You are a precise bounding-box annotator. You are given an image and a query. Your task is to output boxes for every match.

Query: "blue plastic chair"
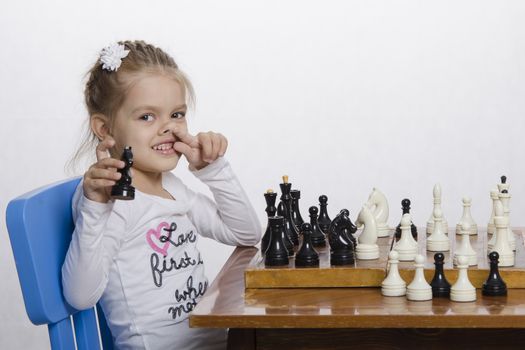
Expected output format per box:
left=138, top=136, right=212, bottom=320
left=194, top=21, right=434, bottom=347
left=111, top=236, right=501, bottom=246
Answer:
left=6, top=178, right=113, bottom=350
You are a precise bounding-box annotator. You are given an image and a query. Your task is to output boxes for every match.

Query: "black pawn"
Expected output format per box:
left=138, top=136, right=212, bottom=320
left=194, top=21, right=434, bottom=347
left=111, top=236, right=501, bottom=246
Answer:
left=261, top=190, right=277, bottom=254
left=308, top=206, right=326, bottom=247
left=395, top=199, right=417, bottom=240
left=482, top=252, right=507, bottom=296
left=111, top=146, right=135, bottom=200
left=430, top=253, right=451, bottom=298
left=295, top=223, right=320, bottom=267
left=264, top=216, right=290, bottom=267
left=318, top=195, right=332, bottom=234
left=290, top=190, right=305, bottom=229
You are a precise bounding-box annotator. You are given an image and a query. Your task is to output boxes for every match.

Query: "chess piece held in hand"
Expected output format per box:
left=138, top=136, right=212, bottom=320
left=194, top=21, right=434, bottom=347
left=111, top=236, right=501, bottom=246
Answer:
left=111, top=146, right=135, bottom=200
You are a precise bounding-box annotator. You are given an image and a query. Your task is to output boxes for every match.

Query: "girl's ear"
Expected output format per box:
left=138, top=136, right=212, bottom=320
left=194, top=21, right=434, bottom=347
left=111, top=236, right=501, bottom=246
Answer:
left=90, top=114, right=111, bottom=141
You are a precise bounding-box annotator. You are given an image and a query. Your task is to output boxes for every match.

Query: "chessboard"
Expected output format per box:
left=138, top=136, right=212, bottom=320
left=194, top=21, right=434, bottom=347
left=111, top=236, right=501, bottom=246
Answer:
left=244, top=228, right=525, bottom=289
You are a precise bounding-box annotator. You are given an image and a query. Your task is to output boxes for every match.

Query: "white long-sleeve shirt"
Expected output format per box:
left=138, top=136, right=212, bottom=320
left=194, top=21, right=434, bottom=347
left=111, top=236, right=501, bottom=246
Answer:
left=62, top=158, right=261, bottom=350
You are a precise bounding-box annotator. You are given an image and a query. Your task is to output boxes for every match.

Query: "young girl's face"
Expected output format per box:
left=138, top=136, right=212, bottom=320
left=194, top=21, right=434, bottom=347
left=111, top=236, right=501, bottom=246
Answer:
left=110, top=73, right=188, bottom=178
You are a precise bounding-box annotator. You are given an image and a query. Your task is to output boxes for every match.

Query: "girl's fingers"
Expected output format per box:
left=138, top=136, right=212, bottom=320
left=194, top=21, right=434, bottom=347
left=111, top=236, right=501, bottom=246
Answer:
left=96, top=136, right=116, bottom=161
left=97, top=157, right=125, bottom=170
left=199, top=132, right=213, bottom=162
left=87, top=178, right=117, bottom=189
left=218, top=134, right=228, bottom=157
left=88, top=168, right=122, bottom=182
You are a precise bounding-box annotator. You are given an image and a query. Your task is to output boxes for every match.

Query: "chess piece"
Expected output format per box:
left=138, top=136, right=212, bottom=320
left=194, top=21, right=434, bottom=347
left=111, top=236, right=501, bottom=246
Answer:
left=355, top=205, right=379, bottom=260
left=426, top=183, right=448, bottom=234
left=393, top=214, right=418, bottom=261
left=295, top=223, right=320, bottom=267
left=482, top=252, right=508, bottom=297
left=453, top=222, right=477, bottom=266
left=487, top=189, right=499, bottom=235
left=261, top=189, right=278, bottom=254
left=318, top=195, right=332, bottom=234
left=455, top=197, right=477, bottom=235
left=395, top=199, right=418, bottom=240
left=308, top=206, right=327, bottom=247
left=339, top=209, right=357, bottom=249
left=497, top=175, right=509, bottom=193
left=489, top=200, right=514, bottom=267
left=426, top=207, right=450, bottom=252
left=111, top=146, right=135, bottom=200
left=381, top=250, right=406, bottom=296
left=499, top=191, right=516, bottom=251
left=264, top=216, right=289, bottom=267
left=290, top=190, right=305, bottom=229
left=328, top=211, right=355, bottom=266
left=365, top=188, right=390, bottom=237
left=450, top=256, right=476, bottom=302
left=277, top=175, right=300, bottom=247
left=406, top=254, right=433, bottom=301
left=430, top=253, right=451, bottom=298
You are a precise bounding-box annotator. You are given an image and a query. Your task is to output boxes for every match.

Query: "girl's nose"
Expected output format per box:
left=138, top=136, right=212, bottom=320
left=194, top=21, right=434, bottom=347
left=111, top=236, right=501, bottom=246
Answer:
left=159, top=120, right=177, bottom=135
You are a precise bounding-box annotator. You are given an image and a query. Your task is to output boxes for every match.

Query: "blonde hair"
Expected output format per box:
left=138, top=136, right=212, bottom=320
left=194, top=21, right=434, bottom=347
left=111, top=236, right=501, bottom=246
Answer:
left=68, top=40, right=195, bottom=173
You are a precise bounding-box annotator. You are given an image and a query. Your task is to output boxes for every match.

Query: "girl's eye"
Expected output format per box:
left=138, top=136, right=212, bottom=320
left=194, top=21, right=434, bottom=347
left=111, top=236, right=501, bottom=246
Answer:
left=172, top=112, right=186, bottom=119
left=140, top=114, right=154, bottom=121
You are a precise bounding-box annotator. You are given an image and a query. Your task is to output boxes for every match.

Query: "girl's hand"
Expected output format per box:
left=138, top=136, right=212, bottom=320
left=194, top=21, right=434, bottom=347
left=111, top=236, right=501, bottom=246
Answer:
left=173, top=131, right=228, bottom=170
left=83, top=136, right=125, bottom=203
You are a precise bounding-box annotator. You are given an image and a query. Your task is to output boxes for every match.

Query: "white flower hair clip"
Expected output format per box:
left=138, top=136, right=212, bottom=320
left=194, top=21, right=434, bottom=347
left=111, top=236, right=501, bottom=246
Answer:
left=99, top=43, right=130, bottom=72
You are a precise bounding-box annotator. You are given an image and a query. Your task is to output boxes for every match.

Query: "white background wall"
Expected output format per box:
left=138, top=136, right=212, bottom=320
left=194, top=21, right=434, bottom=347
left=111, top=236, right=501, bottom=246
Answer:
left=1, top=0, right=525, bottom=348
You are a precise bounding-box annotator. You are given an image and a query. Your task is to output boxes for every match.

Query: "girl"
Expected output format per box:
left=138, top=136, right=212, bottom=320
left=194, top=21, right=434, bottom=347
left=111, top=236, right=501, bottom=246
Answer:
left=62, top=40, right=261, bottom=349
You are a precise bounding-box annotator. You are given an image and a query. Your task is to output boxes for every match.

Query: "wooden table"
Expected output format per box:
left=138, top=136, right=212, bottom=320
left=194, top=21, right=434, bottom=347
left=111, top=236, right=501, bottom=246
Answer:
left=190, top=246, right=525, bottom=349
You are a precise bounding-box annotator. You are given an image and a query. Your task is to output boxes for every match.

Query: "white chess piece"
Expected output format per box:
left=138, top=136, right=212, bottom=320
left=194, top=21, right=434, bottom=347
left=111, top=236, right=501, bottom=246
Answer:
left=499, top=191, right=516, bottom=251
left=382, top=250, right=406, bottom=296
left=455, top=197, right=477, bottom=235
left=427, top=183, right=449, bottom=235
left=427, top=207, right=450, bottom=252
left=365, top=188, right=390, bottom=237
left=393, top=214, right=418, bottom=261
left=487, top=189, right=499, bottom=235
left=406, top=254, right=432, bottom=301
left=490, top=200, right=514, bottom=267
left=450, top=255, right=476, bottom=302
left=453, top=222, right=477, bottom=266
left=355, top=205, right=380, bottom=260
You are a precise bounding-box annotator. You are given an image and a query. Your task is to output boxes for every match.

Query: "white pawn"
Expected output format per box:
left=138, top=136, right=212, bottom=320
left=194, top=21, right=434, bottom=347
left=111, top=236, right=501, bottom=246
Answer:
left=406, top=254, right=432, bottom=301
left=355, top=205, right=380, bottom=260
left=426, top=183, right=449, bottom=235
left=393, top=214, right=418, bottom=261
left=455, top=197, right=477, bottom=235
left=487, top=189, right=499, bottom=235
left=427, top=207, right=450, bottom=252
left=382, top=250, right=406, bottom=296
left=490, top=200, right=514, bottom=267
left=365, top=188, right=390, bottom=237
left=453, top=222, right=477, bottom=266
left=450, top=256, right=476, bottom=302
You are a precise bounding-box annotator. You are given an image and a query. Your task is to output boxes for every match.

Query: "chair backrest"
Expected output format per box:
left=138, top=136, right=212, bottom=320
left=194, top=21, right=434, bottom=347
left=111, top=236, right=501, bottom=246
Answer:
left=6, top=178, right=113, bottom=350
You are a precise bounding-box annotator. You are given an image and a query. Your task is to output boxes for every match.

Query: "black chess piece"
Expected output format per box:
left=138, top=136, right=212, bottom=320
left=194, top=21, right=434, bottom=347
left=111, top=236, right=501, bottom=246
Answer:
left=111, top=146, right=135, bottom=200
left=395, top=199, right=417, bottom=240
left=339, top=209, right=357, bottom=249
left=295, top=223, right=320, bottom=267
left=277, top=176, right=300, bottom=246
left=308, top=206, right=326, bottom=247
left=482, top=252, right=508, bottom=296
left=290, top=189, right=305, bottom=229
left=318, top=195, right=331, bottom=234
left=328, top=210, right=355, bottom=266
left=501, top=175, right=508, bottom=193
left=430, top=253, right=451, bottom=298
left=264, top=216, right=290, bottom=267
left=261, top=190, right=277, bottom=254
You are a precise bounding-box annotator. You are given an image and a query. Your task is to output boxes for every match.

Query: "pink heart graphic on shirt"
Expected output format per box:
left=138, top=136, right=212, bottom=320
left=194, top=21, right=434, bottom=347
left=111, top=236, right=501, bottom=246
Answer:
left=146, top=222, right=171, bottom=256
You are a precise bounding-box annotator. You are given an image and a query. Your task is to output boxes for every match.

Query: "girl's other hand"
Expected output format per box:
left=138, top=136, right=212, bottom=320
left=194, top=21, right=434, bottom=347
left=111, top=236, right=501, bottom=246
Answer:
left=173, top=131, right=228, bottom=170
left=83, top=136, right=125, bottom=203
